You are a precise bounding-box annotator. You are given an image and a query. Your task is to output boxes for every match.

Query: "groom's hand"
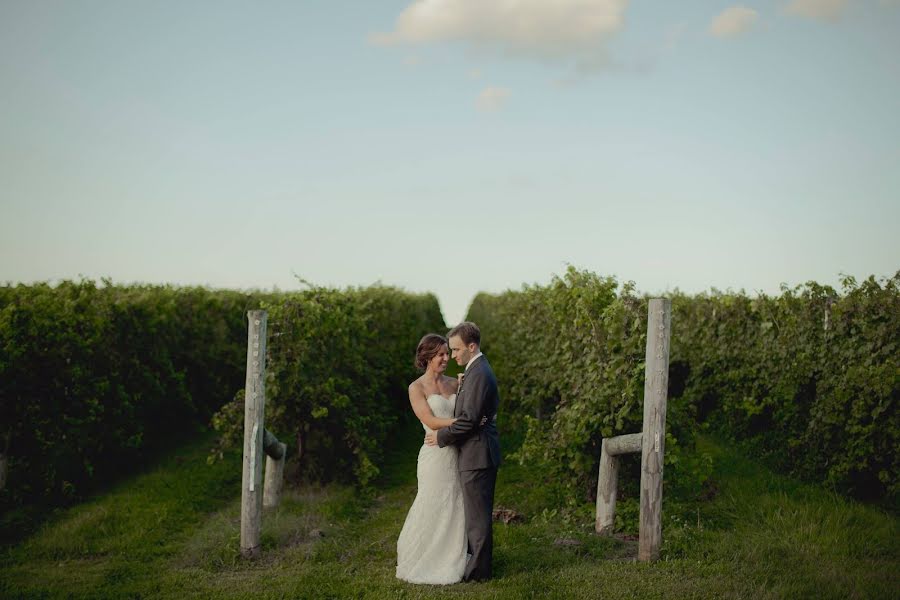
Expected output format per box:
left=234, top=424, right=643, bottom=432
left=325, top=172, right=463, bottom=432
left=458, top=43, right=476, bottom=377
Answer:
left=424, top=431, right=437, bottom=446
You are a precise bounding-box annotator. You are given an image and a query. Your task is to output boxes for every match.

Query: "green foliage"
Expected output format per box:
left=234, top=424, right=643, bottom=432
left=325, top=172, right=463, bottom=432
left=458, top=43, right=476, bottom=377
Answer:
left=0, top=278, right=444, bottom=513
left=210, top=284, right=445, bottom=487
left=0, top=280, right=266, bottom=512
left=671, top=272, right=900, bottom=503
left=467, top=266, right=711, bottom=504
left=470, top=266, right=899, bottom=505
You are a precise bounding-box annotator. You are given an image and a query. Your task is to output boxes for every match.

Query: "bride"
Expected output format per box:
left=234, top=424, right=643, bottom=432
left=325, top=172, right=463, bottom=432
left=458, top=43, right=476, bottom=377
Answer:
left=396, top=333, right=470, bottom=585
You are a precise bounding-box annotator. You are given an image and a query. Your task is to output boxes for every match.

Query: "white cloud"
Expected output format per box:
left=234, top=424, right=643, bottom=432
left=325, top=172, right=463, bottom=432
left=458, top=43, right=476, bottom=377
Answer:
left=709, top=6, right=759, bottom=37
left=476, top=87, right=510, bottom=112
left=372, top=0, right=628, bottom=70
left=785, top=0, right=849, bottom=21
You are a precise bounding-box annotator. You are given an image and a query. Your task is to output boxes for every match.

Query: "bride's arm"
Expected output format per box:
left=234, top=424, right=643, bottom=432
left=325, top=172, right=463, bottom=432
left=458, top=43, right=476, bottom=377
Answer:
left=408, top=384, right=457, bottom=430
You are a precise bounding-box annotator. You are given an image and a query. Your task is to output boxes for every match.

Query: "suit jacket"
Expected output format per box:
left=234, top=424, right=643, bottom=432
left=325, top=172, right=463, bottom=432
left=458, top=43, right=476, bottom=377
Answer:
left=436, top=355, right=502, bottom=471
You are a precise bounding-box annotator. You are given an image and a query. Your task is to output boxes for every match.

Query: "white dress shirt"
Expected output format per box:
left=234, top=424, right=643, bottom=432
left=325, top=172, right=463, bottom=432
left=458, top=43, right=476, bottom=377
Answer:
left=465, top=351, right=483, bottom=372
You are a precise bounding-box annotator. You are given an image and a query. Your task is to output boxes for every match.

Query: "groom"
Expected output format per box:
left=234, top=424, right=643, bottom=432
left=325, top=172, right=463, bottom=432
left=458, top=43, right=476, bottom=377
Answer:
left=425, top=321, right=501, bottom=582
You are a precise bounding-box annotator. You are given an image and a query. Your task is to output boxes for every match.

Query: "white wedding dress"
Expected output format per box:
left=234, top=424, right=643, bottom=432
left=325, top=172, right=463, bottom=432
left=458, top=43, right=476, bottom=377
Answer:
left=396, top=394, right=468, bottom=585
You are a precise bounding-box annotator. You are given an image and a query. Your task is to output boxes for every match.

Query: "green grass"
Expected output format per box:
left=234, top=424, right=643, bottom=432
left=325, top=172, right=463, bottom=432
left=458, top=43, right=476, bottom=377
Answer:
left=1, top=426, right=897, bottom=599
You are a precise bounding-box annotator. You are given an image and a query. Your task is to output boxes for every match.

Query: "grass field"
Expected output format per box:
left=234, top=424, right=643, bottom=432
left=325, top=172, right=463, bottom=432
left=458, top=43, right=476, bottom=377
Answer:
left=1, top=422, right=897, bottom=599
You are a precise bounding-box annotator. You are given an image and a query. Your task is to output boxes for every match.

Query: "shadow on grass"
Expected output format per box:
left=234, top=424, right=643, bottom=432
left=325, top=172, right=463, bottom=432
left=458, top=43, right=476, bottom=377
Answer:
left=0, top=425, right=231, bottom=547
left=3, top=425, right=898, bottom=599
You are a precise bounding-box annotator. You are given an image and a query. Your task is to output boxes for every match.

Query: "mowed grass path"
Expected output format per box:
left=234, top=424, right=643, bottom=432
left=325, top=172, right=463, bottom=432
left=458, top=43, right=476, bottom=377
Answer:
left=1, top=423, right=897, bottom=599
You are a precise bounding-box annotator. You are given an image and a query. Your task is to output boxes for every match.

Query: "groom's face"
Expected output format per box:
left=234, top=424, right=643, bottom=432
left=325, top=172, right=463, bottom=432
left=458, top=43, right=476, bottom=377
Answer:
left=449, top=335, right=474, bottom=367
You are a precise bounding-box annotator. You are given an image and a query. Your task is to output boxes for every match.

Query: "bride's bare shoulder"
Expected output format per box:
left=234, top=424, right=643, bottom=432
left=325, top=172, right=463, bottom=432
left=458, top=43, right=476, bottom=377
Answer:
left=442, top=374, right=460, bottom=392
left=408, top=377, right=424, bottom=395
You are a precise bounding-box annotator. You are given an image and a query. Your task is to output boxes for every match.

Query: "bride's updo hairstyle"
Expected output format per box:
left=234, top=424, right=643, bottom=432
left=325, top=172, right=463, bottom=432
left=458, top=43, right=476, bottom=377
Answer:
left=415, top=333, right=448, bottom=371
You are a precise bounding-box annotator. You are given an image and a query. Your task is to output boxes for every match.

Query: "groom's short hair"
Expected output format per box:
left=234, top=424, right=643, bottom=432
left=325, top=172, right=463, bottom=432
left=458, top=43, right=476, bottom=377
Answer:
left=448, top=321, right=480, bottom=347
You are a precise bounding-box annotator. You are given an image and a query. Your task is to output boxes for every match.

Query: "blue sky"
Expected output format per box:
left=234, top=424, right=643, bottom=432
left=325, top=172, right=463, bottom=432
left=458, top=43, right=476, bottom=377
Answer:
left=1, top=0, right=898, bottom=324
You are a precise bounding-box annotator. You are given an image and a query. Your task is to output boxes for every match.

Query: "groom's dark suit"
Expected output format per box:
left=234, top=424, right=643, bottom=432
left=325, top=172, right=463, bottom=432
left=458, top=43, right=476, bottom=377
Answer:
left=436, top=355, right=501, bottom=581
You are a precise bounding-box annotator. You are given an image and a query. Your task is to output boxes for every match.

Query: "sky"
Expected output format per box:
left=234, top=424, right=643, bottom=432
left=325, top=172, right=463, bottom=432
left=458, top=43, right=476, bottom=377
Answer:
left=1, top=0, right=898, bottom=325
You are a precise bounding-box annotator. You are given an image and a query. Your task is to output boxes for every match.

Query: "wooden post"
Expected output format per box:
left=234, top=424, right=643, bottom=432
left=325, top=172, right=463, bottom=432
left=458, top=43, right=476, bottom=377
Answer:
left=241, top=310, right=267, bottom=558
left=596, top=433, right=642, bottom=535
left=596, top=439, right=619, bottom=535
left=638, top=299, right=671, bottom=561
left=263, top=429, right=286, bottom=509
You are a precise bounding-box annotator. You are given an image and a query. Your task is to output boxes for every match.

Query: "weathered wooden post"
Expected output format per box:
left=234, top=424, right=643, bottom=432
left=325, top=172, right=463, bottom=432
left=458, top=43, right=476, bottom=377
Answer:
left=241, top=310, right=267, bottom=558
left=639, top=298, right=671, bottom=561
left=263, top=429, right=287, bottom=509
left=595, top=433, right=642, bottom=535
left=595, top=298, right=671, bottom=562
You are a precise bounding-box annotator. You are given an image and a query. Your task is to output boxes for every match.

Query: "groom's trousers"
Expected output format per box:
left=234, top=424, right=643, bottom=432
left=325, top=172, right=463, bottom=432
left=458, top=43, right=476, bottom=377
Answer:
left=459, top=467, right=498, bottom=581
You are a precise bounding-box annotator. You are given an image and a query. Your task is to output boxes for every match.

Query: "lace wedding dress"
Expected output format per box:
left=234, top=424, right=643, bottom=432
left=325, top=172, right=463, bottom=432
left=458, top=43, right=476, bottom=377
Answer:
left=396, top=394, right=468, bottom=585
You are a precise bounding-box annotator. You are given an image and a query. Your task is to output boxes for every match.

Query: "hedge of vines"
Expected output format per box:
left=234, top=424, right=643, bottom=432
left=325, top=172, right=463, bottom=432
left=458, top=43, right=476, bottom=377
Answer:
left=466, top=267, right=712, bottom=504
left=466, top=267, right=899, bottom=504
left=210, top=285, right=446, bottom=487
left=671, top=273, right=899, bottom=503
left=0, top=280, right=268, bottom=511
